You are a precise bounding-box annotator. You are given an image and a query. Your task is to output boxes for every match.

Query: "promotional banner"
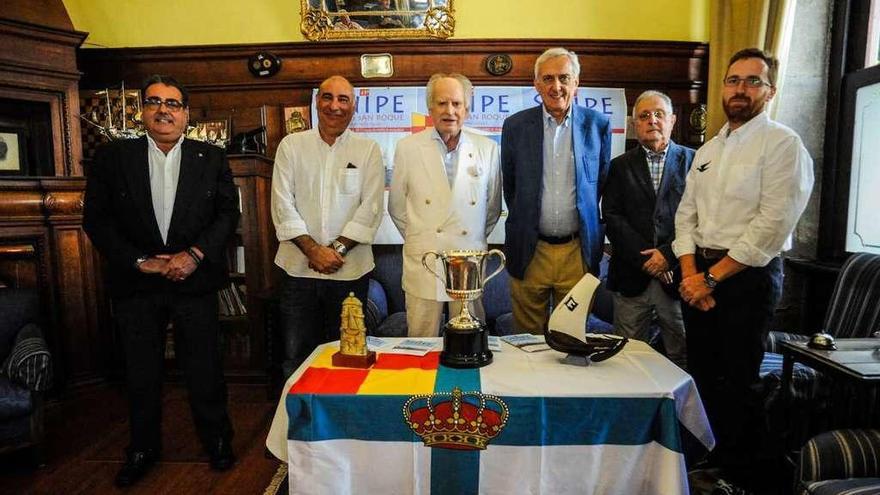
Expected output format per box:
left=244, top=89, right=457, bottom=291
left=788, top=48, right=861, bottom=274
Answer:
left=312, top=86, right=628, bottom=244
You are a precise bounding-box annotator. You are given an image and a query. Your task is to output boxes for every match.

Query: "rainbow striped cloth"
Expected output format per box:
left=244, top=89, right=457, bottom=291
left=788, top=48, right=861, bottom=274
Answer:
left=267, top=339, right=714, bottom=494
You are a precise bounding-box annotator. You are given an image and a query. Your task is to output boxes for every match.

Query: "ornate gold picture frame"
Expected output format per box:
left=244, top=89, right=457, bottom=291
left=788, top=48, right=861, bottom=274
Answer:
left=300, top=0, right=455, bottom=41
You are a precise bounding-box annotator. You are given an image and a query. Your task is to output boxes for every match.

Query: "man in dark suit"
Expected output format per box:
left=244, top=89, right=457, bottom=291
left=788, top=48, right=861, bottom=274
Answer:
left=602, top=91, right=694, bottom=368
left=83, top=75, right=239, bottom=487
left=501, top=47, right=611, bottom=334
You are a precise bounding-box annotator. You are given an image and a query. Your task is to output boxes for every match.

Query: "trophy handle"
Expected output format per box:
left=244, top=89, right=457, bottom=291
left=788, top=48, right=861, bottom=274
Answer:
left=483, top=249, right=506, bottom=285
left=421, top=251, right=444, bottom=283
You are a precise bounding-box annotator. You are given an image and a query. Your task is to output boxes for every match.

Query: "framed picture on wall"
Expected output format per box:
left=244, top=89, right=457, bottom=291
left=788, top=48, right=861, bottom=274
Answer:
left=283, top=106, right=311, bottom=134
left=0, top=126, right=28, bottom=175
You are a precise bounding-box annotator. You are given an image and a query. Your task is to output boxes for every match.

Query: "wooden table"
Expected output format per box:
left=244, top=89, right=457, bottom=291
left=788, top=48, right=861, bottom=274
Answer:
left=781, top=338, right=880, bottom=431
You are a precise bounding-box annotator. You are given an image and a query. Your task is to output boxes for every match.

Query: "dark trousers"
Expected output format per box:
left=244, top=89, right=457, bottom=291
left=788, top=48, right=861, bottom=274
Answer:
left=114, top=291, right=232, bottom=452
left=684, top=255, right=782, bottom=462
left=279, top=273, right=370, bottom=377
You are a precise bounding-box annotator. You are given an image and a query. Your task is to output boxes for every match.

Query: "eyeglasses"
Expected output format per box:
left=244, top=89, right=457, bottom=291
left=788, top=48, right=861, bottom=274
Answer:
left=637, top=110, right=668, bottom=121
left=723, top=76, right=771, bottom=88
left=539, top=74, right=574, bottom=86
left=143, top=97, right=185, bottom=112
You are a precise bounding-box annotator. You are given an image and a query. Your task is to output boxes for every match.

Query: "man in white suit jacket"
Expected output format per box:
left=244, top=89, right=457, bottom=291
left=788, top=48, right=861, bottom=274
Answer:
left=389, top=73, right=502, bottom=337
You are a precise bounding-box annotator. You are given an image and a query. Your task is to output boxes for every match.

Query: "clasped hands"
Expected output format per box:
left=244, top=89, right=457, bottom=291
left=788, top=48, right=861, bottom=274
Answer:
left=678, top=272, right=716, bottom=311
left=640, top=248, right=673, bottom=284
left=642, top=249, right=715, bottom=311
left=136, top=249, right=201, bottom=282
left=306, top=244, right=344, bottom=275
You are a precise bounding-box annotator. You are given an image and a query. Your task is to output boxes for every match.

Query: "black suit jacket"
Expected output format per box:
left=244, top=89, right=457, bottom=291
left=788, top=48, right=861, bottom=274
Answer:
left=602, top=140, right=694, bottom=297
left=83, top=137, right=239, bottom=297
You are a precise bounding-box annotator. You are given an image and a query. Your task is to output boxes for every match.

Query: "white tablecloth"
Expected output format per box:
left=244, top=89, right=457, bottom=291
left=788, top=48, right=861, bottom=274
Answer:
left=267, top=338, right=714, bottom=494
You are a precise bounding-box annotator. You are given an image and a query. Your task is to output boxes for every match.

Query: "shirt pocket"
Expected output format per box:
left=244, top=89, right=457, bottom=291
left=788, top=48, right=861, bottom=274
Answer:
left=338, top=169, right=361, bottom=196
left=725, top=163, right=761, bottom=201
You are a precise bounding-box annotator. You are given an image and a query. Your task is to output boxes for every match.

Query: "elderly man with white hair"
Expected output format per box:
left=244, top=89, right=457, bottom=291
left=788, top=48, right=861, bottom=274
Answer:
left=389, top=73, right=502, bottom=337
left=602, top=90, right=695, bottom=369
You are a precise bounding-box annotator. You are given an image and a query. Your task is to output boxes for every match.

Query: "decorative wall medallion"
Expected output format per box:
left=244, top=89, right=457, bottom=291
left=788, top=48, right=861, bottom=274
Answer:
left=248, top=52, right=282, bottom=78
left=485, top=54, right=512, bottom=76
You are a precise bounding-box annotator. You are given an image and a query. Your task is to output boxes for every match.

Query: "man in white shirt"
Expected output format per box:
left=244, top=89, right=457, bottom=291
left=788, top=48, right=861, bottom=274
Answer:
left=271, top=76, right=384, bottom=376
left=388, top=73, right=502, bottom=337
left=673, top=48, right=814, bottom=472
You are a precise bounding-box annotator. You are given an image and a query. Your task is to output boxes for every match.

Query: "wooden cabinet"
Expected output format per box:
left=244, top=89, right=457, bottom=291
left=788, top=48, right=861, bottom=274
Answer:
left=221, top=154, right=276, bottom=380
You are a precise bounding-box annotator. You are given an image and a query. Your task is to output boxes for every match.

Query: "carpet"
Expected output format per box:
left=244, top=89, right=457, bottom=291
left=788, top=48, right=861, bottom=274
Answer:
left=264, top=463, right=288, bottom=495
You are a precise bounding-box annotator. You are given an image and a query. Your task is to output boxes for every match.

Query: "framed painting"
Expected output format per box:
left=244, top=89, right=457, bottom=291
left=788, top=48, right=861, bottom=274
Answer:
left=0, top=126, right=27, bottom=175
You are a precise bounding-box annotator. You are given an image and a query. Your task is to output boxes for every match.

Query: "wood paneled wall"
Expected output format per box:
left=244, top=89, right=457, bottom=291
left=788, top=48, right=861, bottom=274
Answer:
left=0, top=179, right=109, bottom=388
left=79, top=39, right=709, bottom=154
left=0, top=18, right=86, bottom=176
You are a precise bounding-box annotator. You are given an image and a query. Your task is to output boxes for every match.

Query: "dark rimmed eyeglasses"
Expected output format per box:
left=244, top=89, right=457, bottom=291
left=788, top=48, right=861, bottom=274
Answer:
left=723, top=76, right=771, bottom=88
left=143, top=97, right=185, bottom=112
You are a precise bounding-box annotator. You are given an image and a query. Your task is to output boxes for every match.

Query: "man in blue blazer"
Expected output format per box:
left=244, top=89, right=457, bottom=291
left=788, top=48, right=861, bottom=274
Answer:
left=602, top=91, right=694, bottom=368
left=501, top=47, right=612, bottom=334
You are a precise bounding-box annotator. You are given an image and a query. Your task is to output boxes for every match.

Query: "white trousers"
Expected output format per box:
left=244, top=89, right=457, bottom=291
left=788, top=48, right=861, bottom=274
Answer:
left=404, top=293, right=486, bottom=338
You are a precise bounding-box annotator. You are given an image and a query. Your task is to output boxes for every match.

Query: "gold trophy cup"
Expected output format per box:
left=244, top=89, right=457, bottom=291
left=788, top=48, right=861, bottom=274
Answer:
left=422, top=249, right=506, bottom=368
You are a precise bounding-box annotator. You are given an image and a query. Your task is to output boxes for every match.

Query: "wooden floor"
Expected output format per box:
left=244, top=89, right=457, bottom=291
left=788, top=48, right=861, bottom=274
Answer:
left=0, top=383, right=284, bottom=495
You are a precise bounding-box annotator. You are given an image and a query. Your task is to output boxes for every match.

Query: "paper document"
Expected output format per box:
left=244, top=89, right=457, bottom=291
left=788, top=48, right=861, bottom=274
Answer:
left=500, top=333, right=551, bottom=352
left=488, top=336, right=502, bottom=352
left=385, top=339, right=438, bottom=356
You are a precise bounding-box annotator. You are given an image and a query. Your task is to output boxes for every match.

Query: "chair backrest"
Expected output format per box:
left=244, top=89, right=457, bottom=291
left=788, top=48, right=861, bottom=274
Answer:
left=824, top=253, right=880, bottom=338
left=371, top=245, right=406, bottom=314
left=0, top=288, right=40, bottom=360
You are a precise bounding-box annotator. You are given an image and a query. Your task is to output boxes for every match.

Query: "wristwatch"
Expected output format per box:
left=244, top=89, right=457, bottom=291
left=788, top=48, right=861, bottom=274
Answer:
left=331, top=240, right=348, bottom=257
left=134, top=255, right=149, bottom=269
left=703, top=271, right=718, bottom=289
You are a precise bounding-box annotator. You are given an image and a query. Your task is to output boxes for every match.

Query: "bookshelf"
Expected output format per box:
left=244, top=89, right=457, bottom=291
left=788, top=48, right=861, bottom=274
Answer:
left=223, top=154, right=277, bottom=379
left=167, top=154, right=276, bottom=381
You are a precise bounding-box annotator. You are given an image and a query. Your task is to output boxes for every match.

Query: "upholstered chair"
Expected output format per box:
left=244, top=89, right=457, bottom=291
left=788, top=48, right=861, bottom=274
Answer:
left=0, top=287, right=53, bottom=465
left=796, top=429, right=880, bottom=495
left=761, top=253, right=880, bottom=400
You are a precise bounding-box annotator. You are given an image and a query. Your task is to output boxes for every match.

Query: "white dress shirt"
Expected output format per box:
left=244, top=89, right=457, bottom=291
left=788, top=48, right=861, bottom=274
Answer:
left=673, top=112, right=814, bottom=267
left=147, top=134, right=184, bottom=244
left=271, top=128, right=385, bottom=280
left=431, top=128, right=461, bottom=188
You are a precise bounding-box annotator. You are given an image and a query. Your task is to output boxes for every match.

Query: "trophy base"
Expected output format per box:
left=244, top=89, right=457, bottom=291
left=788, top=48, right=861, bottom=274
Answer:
left=332, top=351, right=377, bottom=369
left=440, top=324, right=493, bottom=369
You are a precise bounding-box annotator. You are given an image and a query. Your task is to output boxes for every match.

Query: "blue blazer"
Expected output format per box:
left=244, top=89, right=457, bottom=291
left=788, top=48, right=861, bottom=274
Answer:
left=602, top=140, right=694, bottom=297
left=501, top=105, right=612, bottom=279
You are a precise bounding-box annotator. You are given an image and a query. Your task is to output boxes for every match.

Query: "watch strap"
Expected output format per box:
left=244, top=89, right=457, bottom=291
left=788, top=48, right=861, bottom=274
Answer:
left=331, top=240, right=348, bottom=256
left=703, top=271, right=718, bottom=289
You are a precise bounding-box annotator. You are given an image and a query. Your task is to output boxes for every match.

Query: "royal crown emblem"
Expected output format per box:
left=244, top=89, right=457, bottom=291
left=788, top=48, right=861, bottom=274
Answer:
left=403, top=387, right=509, bottom=450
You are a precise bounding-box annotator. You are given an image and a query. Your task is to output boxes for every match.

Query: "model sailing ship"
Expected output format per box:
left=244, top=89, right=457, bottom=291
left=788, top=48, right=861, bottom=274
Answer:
left=80, top=81, right=228, bottom=148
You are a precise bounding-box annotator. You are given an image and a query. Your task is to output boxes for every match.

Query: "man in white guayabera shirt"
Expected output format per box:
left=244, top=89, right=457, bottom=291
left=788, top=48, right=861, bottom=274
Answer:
left=271, top=75, right=384, bottom=376
left=673, top=48, right=814, bottom=479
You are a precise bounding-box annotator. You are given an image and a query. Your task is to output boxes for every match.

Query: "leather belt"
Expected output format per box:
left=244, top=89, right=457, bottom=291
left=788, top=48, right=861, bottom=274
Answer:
left=538, top=232, right=579, bottom=245
left=696, top=246, right=729, bottom=260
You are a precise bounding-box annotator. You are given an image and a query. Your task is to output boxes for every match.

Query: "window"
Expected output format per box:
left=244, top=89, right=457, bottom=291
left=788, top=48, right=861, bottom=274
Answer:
left=868, top=0, right=880, bottom=67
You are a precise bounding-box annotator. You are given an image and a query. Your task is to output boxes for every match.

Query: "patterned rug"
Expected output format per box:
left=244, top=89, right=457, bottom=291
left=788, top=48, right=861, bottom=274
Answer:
left=264, top=464, right=288, bottom=495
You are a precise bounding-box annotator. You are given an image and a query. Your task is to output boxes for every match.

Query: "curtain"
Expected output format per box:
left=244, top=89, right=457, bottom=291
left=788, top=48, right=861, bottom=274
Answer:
left=707, top=0, right=797, bottom=138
